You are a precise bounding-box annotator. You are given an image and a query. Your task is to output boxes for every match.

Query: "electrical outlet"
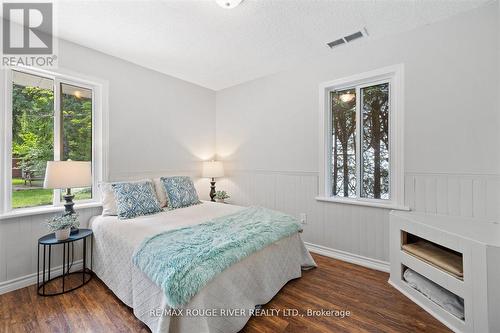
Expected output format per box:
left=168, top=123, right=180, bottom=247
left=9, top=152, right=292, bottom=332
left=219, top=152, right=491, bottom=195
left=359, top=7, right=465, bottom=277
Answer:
left=300, top=213, right=307, bottom=224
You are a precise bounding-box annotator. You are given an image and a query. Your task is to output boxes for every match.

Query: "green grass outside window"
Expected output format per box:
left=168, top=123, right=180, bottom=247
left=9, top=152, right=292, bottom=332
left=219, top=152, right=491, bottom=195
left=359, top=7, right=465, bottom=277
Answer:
left=11, top=178, right=92, bottom=209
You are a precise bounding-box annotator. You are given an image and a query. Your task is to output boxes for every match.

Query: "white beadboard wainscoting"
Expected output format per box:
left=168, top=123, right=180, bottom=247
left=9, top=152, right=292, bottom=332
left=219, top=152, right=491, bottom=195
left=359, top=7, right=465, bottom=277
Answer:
left=405, top=172, right=500, bottom=219
left=0, top=206, right=102, bottom=294
left=218, top=170, right=392, bottom=270
left=218, top=170, right=500, bottom=271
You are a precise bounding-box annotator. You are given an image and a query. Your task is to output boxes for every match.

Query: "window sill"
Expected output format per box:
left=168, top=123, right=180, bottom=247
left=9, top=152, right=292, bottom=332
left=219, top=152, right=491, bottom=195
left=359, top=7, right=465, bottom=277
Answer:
left=0, top=201, right=102, bottom=220
left=315, top=196, right=410, bottom=211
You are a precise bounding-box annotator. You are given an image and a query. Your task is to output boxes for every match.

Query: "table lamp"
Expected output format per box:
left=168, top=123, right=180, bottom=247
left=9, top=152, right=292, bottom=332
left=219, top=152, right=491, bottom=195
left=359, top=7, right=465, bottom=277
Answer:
left=44, top=161, right=92, bottom=215
left=202, top=160, right=224, bottom=202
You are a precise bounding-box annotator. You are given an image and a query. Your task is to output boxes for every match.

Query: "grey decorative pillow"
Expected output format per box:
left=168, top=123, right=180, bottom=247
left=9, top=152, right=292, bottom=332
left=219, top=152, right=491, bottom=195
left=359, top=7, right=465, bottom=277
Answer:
left=112, top=181, right=162, bottom=219
left=160, top=176, right=201, bottom=210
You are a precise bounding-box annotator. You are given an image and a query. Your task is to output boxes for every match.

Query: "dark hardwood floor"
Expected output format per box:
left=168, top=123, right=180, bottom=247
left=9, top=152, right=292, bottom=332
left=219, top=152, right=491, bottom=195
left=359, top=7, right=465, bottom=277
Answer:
left=0, top=254, right=450, bottom=333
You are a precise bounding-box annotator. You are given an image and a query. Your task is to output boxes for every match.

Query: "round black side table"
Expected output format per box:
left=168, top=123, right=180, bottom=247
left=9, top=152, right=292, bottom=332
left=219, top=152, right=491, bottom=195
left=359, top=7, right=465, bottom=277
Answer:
left=37, top=228, right=93, bottom=296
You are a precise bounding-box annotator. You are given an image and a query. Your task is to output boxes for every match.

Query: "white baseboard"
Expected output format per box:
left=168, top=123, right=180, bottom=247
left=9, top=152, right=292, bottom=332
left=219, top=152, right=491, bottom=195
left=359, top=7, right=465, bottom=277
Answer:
left=0, top=260, right=83, bottom=295
left=305, top=242, right=390, bottom=272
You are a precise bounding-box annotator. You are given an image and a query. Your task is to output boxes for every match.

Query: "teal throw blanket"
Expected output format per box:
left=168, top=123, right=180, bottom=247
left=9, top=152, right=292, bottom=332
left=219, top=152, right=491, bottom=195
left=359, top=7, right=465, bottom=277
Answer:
left=132, top=206, right=302, bottom=308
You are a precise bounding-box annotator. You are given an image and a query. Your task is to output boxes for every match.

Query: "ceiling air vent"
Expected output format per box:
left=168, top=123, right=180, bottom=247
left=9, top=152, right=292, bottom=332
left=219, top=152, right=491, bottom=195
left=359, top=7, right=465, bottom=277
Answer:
left=344, top=31, right=363, bottom=42
left=327, top=28, right=368, bottom=49
left=327, top=38, right=345, bottom=48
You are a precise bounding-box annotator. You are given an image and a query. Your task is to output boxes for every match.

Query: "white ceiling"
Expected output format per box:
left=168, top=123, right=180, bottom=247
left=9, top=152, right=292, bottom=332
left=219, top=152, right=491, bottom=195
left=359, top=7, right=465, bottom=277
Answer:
left=47, top=0, right=492, bottom=90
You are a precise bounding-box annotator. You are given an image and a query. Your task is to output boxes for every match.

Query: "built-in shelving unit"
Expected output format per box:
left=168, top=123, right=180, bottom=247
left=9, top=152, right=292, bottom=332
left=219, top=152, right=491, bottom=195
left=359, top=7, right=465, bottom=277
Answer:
left=389, top=211, right=500, bottom=333
left=401, top=231, right=463, bottom=280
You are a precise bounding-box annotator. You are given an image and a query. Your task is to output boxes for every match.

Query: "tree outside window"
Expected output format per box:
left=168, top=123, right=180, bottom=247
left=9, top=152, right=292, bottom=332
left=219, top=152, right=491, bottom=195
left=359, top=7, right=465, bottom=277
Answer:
left=11, top=71, right=93, bottom=209
left=331, top=83, right=390, bottom=200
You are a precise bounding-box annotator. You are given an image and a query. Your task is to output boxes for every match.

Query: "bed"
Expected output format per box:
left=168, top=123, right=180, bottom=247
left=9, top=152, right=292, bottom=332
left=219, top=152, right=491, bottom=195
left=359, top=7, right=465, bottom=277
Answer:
left=89, top=201, right=316, bottom=333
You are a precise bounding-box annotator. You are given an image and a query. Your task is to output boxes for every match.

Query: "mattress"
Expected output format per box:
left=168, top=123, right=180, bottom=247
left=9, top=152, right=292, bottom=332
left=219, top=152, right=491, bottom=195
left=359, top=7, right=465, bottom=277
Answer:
left=89, top=201, right=316, bottom=333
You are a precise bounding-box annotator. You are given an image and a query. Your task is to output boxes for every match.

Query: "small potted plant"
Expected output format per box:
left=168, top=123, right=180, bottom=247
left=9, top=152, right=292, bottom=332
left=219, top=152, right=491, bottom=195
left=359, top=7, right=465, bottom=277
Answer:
left=215, top=190, right=230, bottom=203
left=47, top=214, right=79, bottom=241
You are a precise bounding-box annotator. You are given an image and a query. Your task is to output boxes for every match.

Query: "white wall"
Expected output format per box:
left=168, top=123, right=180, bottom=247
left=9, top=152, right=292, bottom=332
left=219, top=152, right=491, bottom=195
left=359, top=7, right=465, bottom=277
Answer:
left=0, top=38, right=216, bottom=290
left=58, top=40, right=216, bottom=177
left=216, top=3, right=500, bottom=265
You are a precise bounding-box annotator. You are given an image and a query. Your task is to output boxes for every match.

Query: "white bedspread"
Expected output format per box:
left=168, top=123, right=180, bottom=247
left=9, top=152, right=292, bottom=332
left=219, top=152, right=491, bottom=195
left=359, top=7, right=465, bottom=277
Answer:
left=89, top=201, right=316, bottom=333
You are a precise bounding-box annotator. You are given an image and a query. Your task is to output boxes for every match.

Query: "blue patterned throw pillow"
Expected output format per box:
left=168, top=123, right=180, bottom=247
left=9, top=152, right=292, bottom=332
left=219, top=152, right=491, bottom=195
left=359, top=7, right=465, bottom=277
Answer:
left=112, top=181, right=162, bottom=219
left=160, top=176, right=201, bottom=210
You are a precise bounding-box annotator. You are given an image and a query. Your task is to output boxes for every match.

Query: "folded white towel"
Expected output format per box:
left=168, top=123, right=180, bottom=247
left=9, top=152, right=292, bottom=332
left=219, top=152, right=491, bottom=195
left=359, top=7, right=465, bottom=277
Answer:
left=403, top=268, right=464, bottom=320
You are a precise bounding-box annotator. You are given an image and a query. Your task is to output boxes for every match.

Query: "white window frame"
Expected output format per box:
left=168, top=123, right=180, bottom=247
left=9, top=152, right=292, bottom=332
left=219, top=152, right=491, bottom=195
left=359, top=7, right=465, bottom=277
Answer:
left=0, top=66, right=108, bottom=218
left=317, top=64, right=408, bottom=210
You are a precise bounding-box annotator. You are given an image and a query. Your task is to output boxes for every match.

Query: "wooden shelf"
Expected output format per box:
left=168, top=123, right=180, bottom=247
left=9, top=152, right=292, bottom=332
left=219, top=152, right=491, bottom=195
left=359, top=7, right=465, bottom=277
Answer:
left=400, top=251, right=464, bottom=298
left=402, top=239, right=463, bottom=280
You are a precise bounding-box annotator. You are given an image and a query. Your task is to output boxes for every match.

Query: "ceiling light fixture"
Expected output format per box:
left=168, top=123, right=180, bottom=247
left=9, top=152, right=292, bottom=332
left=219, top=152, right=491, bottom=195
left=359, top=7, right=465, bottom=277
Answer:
left=216, top=0, right=243, bottom=9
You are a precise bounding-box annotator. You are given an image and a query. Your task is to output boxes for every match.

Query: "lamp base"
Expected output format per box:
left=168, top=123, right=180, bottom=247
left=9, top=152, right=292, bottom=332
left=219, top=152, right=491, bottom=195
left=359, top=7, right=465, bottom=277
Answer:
left=63, top=189, right=78, bottom=234
left=63, top=192, right=75, bottom=215
left=210, top=179, right=216, bottom=202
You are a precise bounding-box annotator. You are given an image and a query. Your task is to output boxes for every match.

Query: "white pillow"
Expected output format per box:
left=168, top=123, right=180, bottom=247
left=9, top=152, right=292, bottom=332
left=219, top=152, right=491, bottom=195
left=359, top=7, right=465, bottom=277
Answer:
left=153, top=177, right=168, bottom=208
left=99, top=182, right=117, bottom=216
left=99, top=179, right=151, bottom=216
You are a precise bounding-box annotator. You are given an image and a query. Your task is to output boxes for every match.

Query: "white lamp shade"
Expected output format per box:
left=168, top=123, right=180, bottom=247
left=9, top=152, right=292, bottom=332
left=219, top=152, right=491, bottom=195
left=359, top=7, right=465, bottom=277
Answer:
left=202, top=161, right=224, bottom=178
left=43, top=161, right=92, bottom=189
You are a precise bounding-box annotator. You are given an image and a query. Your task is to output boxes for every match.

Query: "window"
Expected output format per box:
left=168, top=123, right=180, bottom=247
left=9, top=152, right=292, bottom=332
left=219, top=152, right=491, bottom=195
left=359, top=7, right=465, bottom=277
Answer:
left=11, top=71, right=55, bottom=209
left=318, top=65, right=405, bottom=209
left=60, top=83, right=93, bottom=202
left=2, top=67, right=106, bottom=214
